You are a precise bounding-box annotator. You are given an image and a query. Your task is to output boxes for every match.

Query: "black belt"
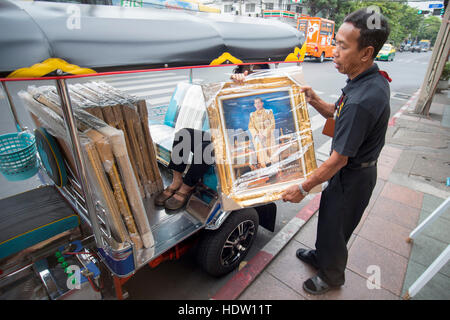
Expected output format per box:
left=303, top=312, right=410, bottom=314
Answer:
left=347, top=160, right=377, bottom=169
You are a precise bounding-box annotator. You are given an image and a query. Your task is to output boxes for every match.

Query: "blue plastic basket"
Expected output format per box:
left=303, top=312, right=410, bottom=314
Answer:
left=0, top=132, right=38, bottom=181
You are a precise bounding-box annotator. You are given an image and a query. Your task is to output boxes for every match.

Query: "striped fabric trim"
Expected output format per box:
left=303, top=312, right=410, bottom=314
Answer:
left=0, top=215, right=79, bottom=246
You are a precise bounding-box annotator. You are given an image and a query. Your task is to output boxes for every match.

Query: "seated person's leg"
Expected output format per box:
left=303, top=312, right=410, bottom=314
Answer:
left=165, top=129, right=213, bottom=210
left=155, top=128, right=192, bottom=205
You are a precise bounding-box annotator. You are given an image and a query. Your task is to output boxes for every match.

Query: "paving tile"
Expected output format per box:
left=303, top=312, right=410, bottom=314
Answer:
left=419, top=118, right=441, bottom=126
left=377, top=164, right=393, bottom=181
left=354, top=208, right=370, bottom=235
left=266, top=240, right=317, bottom=296
left=347, top=236, right=409, bottom=296
left=239, top=272, right=306, bottom=300
left=400, top=115, right=420, bottom=122
left=402, top=260, right=450, bottom=300
left=358, top=179, right=385, bottom=217
left=380, top=182, right=423, bottom=209
left=378, top=154, right=398, bottom=169
left=293, top=213, right=318, bottom=250
left=419, top=216, right=450, bottom=244
left=370, top=196, right=421, bottom=230
left=409, top=233, right=450, bottom=278
left=372, top=179, right=386, bottom=199
left=380, top=145, right=403, bottom=160
left=358, top=216, right=413, bottom=258
left=421, top=194, right=450, bottom=221
left=347, top=234, right=357, bottom=250
left=391, top=150, right=416, bottom=175
left=419, top=208, right=450, bottom=223
left=263, top=239, right=398, bottom=300
left=302, top=269, right=399, bottom=300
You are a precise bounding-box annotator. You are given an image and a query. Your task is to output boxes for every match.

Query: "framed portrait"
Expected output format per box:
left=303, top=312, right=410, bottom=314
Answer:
left=204, top=75, right=317, bottom=209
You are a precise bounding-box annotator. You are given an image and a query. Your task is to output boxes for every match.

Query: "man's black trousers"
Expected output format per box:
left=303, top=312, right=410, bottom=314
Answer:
left=168, top=128, right=213, bottom=187
left=315, top=165, right=377, bottom=286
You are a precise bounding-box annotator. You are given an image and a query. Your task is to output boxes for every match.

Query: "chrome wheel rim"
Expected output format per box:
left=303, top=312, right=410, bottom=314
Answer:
left=220, top=220, right=255, bottom=267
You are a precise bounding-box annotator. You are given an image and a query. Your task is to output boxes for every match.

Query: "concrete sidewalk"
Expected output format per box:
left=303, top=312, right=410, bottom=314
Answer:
left=214, top=91, right=450, bottom=300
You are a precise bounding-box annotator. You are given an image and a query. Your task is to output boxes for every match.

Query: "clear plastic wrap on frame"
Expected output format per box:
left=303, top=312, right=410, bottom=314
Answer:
left=202, top=66, right=318, bottom=210
left=24, top=82, right=163, bottom=198
left=18, top=86, right=154, bottom=250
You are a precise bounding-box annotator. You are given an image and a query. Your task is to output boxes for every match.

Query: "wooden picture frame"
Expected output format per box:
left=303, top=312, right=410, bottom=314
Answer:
left=205, top=76, right=318, bottom=209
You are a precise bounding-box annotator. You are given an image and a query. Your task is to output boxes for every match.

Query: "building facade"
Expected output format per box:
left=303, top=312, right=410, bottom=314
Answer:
left=213, top=0, right=309, bottom=26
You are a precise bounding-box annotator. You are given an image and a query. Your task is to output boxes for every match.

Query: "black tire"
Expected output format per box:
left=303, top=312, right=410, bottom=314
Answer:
left=196, top=208, right=259, bottom=277
left=318, top=52, right=325, bottom=63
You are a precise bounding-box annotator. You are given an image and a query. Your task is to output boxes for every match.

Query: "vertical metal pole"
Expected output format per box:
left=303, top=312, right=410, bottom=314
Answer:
left=1, top=81, right=22, bottom=132
left=189, top=68, right=193, bottom=84
left=56, top=78, right=104, bottom=248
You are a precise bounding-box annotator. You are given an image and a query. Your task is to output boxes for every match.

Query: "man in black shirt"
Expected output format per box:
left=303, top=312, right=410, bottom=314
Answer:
left=282, top=8, right=391, bottom=295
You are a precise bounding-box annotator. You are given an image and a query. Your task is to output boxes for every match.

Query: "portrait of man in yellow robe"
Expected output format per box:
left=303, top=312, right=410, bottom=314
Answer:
left=248, top=97, right=277, bottom=168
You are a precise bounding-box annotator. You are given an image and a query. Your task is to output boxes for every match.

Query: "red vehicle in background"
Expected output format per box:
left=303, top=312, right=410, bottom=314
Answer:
left=297, top=16, right=336, bottom=63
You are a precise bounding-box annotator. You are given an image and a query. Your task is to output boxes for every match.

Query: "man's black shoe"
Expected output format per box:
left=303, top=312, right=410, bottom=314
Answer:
left=295, top=248, right=319, bottom=269
left=303, top=275, right=339, bottom=295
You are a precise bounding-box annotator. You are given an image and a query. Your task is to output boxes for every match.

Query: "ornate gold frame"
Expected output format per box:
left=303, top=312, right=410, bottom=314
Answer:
left=206, top=76, right=318, bottom=209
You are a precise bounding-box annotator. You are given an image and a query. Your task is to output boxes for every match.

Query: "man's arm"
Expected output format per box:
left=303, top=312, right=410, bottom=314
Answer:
left=301, top=86, right=335, bottom=119
left=302, top=150, right=347, bottom=192
left=282, top=150, right=348, bottom=203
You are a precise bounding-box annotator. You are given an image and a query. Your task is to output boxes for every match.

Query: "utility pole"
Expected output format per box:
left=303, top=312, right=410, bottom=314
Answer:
left=414, top=4, right=450, bottom=115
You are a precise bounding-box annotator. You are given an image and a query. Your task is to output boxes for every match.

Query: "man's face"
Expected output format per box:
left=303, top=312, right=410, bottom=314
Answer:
left=254, top=99, right=263, bottom=110
left=333, top=22, right=367, bottom=77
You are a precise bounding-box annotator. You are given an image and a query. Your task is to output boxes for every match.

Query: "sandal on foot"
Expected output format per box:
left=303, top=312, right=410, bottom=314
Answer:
left=164, top=189, right=194, bottom=210
left=303, top=275, right=338, bottom=295
left=296, top=248, right=319, bottom=269
left=154, top=186, right=179, bottom=206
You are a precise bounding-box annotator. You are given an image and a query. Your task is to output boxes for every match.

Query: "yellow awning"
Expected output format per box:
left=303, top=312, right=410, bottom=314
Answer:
left=7, top=58, right=96, bottom=78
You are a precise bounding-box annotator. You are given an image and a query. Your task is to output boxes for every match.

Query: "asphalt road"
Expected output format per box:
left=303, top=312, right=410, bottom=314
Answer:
left=0, top=49, right=432, bottom=299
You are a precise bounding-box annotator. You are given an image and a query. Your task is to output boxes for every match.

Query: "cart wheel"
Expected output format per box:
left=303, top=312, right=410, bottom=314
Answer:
left=318, top=52, right=325, bottom=63
left=196, top=208, right=259, bottom=277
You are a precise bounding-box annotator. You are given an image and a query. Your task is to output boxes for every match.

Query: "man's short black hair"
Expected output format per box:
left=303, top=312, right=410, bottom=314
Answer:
left=344, top=8, right=390, bottom=59
left=233, top=63, right=270, bottom=74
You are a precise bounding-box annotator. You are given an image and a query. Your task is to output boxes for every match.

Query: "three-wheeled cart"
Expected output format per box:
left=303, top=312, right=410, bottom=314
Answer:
left=0, top=0, right=305, bottom=300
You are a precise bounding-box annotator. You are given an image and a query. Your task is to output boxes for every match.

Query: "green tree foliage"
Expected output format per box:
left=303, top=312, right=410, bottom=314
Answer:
left=305, top=0, right=424, bottom=46
left=417, top=16, right=442, bottom=45
left=304, top=0, right=338, bottom=17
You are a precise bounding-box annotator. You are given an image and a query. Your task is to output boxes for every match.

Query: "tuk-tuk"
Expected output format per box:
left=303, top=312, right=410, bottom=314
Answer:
left=0, top=0, right=305, bottom=300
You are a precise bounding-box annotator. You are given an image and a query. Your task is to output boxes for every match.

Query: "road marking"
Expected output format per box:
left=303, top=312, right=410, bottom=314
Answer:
left=310, top=114, right=326, bottom=132
left=316, top=138, right=332, bottom=162
left=105, top=76, right=188, bottom=87
left=130, top=87, right=175, bottom=97
left=329, top=94, right=340, bottom=100
left=102, top=72, right=178, bottom=82
left=146, top=96, right=171, bottom=106
left=111, top=76, right=189, bottom=90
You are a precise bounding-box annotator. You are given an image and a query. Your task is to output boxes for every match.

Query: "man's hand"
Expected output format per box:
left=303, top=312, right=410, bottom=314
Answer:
left=231, top=70, right=249, bottom=85
left=300, top=86, right=335, bottom=119
left=300, top=86, right=320, bottom=106
left=281, top=184, right=305, bottom=203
